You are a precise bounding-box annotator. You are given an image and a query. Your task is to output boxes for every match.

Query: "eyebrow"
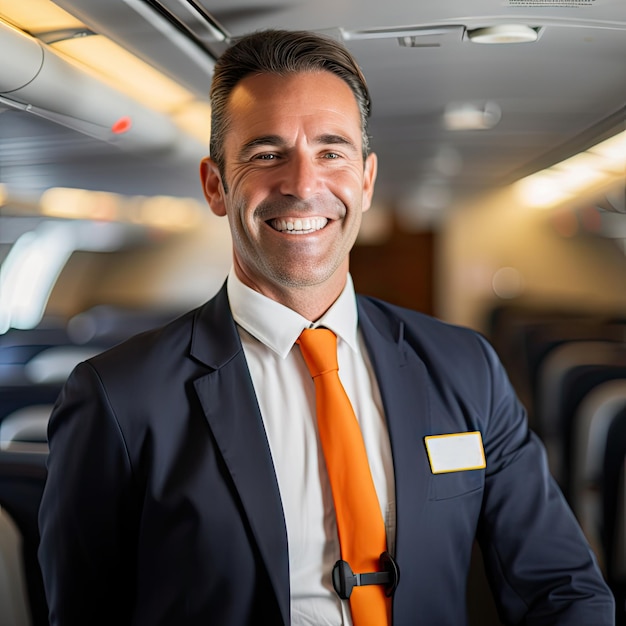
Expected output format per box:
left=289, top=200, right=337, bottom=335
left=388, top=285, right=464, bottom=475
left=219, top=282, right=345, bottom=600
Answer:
left=238, top=133, right=358, bottom=160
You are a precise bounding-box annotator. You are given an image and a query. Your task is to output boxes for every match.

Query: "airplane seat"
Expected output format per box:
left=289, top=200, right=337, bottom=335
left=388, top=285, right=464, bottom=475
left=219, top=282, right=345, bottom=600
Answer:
left=482, top=305, right=623, bottom=432
left=0, top=406, right=51, bottom=448
left=601, top=405, right=626, bottom=626
left=522, top=319, right=626, bottom=430
left=23, top=345, right=104, bottom=386
left=0, top=345, right=104, bottom=440
left=0, top=506, right=32, bottom=626
left=568, top=380, right=626, bottom=568
left=484, top=304, right=584, bottom=419
left=67, top=304, right=181, bottom=346
left=0, top=450, right=49, bottom=626
left=556, top=360, right=626, bottom=501
left=0, top=327, right=73, bottom=386
left=534, top=340, right=626, bottom=488
left=0, top=386, right=61, bottom=429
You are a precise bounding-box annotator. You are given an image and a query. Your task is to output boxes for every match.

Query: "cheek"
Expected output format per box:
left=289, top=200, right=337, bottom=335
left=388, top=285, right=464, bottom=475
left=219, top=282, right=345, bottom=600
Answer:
left=226, top=194, right=261, bottom=242
left=330, top=172, right=367, bottom=208
left=227, top=171, right=269, bottom=211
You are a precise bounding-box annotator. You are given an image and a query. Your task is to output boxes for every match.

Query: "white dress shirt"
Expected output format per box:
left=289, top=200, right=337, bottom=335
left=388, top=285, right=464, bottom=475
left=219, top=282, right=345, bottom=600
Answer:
left=227, top=271, right=396, bottom=626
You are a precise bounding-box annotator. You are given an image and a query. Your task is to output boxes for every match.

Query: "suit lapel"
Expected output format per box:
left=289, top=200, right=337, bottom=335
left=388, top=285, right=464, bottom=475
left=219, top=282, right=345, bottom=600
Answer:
left=190, top=286, right=290, bottom=625
left=357, top=298, right=432, bottom=573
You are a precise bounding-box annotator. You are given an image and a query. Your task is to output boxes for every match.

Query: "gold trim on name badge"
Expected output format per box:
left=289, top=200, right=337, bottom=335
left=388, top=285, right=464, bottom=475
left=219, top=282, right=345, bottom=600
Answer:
left=424, top=431, right=486, bottom=474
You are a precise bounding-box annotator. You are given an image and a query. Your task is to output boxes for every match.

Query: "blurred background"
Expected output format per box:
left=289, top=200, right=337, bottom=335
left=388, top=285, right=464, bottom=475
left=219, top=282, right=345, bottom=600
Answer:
left=0, top=0, right=625, bottom=624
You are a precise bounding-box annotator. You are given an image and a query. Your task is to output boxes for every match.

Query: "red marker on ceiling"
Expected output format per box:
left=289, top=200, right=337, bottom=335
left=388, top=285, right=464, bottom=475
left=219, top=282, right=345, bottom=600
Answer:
left=111, top=116, right=132, bottom=134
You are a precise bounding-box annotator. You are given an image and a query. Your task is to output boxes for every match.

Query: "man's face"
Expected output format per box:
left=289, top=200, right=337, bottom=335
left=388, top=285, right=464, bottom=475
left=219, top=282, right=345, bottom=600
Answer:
left=201, top=70, right=377, bottom=303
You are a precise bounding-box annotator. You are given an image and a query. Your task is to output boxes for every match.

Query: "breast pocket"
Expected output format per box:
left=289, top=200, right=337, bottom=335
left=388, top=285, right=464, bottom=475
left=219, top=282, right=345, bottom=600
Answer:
left=428, top=469, right=484, bottom=500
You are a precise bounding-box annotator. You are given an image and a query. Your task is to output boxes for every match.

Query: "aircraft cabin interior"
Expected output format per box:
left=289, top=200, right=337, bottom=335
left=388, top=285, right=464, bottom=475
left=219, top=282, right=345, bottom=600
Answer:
left=0, top=0, right=625, bottom=624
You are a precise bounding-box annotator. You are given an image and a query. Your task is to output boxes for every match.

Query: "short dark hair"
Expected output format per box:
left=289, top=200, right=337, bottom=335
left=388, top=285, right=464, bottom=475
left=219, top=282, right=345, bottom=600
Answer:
left=209, top=29, right=372, bottom=175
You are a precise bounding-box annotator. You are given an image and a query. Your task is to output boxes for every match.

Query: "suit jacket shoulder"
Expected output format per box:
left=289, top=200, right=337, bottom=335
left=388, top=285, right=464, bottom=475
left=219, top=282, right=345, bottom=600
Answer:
left=356, top=294, right=503, bottom=409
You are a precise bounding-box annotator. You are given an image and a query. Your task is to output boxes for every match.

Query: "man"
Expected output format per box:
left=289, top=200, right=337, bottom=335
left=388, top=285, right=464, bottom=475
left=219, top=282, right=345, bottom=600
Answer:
left=38, top=29, right=614, bottom=625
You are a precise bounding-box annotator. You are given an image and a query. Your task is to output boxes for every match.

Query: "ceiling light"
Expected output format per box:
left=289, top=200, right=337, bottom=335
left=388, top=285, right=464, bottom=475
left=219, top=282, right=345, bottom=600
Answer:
left=515, top=130, right=626, bottom=208
left=589, top=132, right=626, bottom=166
left=53, top=35, right=196, bottom=115
left=468, top=24, right=538, bottom=44
left=443, top=101, right=501, bottom=131
left=39, top=187, right=204, bottom=232
left=0, top=0, right=82, bottom=31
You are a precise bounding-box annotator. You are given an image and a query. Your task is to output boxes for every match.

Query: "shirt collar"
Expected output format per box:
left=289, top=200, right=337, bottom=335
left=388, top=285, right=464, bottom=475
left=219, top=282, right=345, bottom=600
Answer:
left=227, top=270, right=359, bottom=359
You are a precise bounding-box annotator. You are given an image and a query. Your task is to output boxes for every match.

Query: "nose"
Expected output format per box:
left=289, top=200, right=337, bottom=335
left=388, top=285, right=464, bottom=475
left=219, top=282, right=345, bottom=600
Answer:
left=278, top=152, right=319, bottom=200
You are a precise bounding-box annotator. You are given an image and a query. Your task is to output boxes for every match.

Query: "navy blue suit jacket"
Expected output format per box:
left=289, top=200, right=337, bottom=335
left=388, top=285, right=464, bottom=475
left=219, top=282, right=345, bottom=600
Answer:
left=38, top=284, right=614, bottom=625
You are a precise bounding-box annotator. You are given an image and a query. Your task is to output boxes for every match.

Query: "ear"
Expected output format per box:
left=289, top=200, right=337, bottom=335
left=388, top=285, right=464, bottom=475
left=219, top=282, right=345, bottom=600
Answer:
left=361, top=152, right=378, bottom=212
left=199, top=156, right=227, bottom=216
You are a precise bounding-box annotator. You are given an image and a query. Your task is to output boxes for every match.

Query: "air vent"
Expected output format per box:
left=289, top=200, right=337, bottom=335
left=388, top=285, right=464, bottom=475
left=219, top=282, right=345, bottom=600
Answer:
left=341, top=24, right=464, bottom=44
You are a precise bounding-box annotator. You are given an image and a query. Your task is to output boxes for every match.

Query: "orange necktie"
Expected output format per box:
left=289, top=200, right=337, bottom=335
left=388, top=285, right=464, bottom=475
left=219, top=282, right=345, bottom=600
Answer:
left=297, top=328, right=391, bottom=626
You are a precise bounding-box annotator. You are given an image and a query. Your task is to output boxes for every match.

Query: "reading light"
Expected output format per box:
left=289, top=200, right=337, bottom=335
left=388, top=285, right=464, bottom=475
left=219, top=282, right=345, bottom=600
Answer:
left=468, top=24, right=538, bottom=44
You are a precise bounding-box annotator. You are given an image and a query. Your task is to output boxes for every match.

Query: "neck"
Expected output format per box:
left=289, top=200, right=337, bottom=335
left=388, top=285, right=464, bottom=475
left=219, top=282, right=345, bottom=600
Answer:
left=272, top=285, right=342, bottom=322
left=233, top=264, right=347, bottom=322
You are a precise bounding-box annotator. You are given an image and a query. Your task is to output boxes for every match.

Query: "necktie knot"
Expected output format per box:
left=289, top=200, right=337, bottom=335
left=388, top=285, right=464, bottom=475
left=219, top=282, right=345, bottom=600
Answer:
left=297, top=328, right=339, bottom=378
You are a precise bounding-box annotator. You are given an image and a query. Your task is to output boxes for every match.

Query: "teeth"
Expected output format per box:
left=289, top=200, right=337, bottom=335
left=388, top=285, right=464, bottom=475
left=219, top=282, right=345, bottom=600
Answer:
left=270, top=217, right=328, bottom=233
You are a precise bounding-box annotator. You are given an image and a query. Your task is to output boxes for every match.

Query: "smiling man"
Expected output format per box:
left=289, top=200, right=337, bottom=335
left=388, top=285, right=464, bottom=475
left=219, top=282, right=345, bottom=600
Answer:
left=39, top=29, right=615, bottom=626
left=201, top=69, right=377, bottom=320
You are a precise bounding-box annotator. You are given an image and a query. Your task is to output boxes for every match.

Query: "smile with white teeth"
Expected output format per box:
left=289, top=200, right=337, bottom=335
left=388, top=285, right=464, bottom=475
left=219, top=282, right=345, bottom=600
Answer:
left=269, top=217, right=329, bottom=233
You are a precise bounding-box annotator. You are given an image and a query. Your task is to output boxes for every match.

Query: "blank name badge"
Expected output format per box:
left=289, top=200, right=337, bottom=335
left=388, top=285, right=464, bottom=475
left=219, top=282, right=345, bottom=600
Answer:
left=424, top=431, right=486, bottom=474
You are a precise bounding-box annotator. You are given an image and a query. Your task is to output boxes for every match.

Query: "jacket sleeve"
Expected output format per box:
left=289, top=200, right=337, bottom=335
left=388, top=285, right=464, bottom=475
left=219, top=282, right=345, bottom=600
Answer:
left=38, top=361, right=138, bottom=626
left=474, top=334, right=615, bottom=625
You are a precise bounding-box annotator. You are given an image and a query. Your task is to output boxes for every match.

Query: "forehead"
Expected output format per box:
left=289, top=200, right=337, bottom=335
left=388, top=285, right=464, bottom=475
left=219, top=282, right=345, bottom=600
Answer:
left=224, top=71, right=363, bottom=142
